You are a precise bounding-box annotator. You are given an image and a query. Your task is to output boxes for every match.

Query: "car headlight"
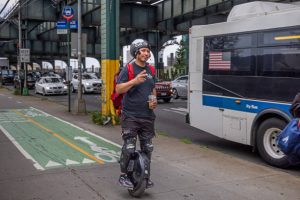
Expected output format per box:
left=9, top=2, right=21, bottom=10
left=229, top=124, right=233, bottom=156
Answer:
left=45, top=86, right=50, bottom=90
left=64, top=85, right=67, bottom=89
left=85, top=83, right=90, bottom=86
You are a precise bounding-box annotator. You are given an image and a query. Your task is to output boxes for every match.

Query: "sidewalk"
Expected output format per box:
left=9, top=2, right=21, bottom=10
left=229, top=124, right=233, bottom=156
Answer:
left=1, top=88, right=300, bottom=200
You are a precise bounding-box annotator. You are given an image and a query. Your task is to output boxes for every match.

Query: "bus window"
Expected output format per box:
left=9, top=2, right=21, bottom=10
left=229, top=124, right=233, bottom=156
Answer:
left=204, top=49, right=255, bottom=75
left=224, top=33, right=256, bottom=49
left=259, top=27, right=300, bottom=46
left=258, top=46, right=300, bottom=76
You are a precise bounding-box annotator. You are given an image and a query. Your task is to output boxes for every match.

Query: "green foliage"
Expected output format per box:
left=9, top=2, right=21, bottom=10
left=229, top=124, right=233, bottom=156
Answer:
left=91, top=111, right=120, bottom=126
left=180, top=138, right=192, bottom=144
left=14, top=88, right=21, bottom=95
left=157, top=131, right=169, bottom=137
left=173, top=40, right=186, bottom=75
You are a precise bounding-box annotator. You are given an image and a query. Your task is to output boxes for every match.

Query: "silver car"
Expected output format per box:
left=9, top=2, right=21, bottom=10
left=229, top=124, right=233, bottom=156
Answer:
left=35, top=77, right=67, bottom=96
left=171, top=75, right=188, bottom=99
left=71, top=73, right=102, bottom=94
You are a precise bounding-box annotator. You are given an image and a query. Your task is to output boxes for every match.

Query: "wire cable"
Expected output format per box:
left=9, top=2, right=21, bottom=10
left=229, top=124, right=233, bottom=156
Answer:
left=0, top=0, right=11, bottom=15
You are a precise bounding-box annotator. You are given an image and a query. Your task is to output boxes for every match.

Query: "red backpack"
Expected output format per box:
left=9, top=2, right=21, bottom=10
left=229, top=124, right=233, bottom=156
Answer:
left=111, top=63, right=155, bottom=111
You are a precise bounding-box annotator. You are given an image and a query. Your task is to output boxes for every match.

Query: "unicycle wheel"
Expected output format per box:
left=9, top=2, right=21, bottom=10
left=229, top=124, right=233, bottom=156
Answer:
left=128, top=179, right=147, bottom=197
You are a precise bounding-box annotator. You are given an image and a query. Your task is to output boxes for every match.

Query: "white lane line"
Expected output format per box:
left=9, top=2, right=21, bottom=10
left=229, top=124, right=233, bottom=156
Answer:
left=162, top=108, right=186, bottom=116
left=0, top=125, right=45, bottom=170
left=45, top=160, right=62, bottom=168
left=8, top=97, right=12, bottom=99
left=30, top=107, right=122, bottom=148
left=17, top=101, right=22, bottom=104
left=170, top=107, right=188, bottom=112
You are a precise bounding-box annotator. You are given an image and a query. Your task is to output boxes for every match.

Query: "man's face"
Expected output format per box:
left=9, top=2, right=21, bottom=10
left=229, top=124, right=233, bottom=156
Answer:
left=136, top=48, right=150, bottom=62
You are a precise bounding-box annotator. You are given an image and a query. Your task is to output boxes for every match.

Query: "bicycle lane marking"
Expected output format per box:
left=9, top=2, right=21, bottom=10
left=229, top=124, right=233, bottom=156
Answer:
left=0, top=108, right=121, bottom=170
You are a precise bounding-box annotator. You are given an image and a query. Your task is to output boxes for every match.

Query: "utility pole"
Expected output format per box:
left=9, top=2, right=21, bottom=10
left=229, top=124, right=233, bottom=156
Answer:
left=18, top=8, right=22, bottom=92
left=74, top=0, right=86, bottom=114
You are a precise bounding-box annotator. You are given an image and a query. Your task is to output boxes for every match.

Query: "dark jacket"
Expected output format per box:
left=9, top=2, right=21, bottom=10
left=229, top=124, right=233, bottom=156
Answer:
left=289, top=93, right=300, bottom=118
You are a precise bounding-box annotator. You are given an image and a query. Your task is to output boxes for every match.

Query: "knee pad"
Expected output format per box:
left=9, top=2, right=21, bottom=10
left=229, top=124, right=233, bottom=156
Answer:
left=123, top=137, right=136, bottom=156
left=141, top=141, right=153, bottom=153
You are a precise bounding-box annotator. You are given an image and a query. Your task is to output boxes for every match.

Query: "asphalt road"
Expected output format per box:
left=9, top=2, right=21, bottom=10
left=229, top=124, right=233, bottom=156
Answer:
left=26, top=88, right=300, bottom=174
left=1, top=87, right=300, bottom=200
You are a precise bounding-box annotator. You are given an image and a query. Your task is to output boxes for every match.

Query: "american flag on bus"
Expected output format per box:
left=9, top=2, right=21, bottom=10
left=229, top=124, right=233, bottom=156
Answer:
left=208, top=51, right=231, bottom=70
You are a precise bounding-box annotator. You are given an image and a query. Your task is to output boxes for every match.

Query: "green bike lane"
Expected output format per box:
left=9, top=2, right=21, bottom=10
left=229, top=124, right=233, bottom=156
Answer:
left=0, top=107, right=121, bottom=170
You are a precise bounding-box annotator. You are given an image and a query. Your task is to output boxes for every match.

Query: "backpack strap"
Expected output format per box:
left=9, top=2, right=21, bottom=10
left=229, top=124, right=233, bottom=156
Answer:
left=127, top=63, right=155, bottom=80
left=127, top=63, right=135, bottom=80
left=148, top=64, right=155, bottom=76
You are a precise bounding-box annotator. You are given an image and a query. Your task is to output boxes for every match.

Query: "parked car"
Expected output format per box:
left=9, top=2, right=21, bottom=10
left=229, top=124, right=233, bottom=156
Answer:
left=0, top=69, right=14, bottom=85
left=171, top=75, right=188, bottom=99
left=14, top=72, right=37, bottom=89
left=155, top=80, right=173, bottom=103
left=35, top=76, right=67, bottom=95
left=71, top=73, right=102, bottom=94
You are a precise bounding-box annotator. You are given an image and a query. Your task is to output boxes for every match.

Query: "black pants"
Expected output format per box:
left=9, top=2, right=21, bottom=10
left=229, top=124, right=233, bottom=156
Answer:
left=119, top=114, right=155, bottom=174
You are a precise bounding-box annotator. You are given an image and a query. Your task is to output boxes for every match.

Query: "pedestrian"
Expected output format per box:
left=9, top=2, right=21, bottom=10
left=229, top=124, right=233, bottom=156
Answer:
left=116, top=39, right=157, bottom=189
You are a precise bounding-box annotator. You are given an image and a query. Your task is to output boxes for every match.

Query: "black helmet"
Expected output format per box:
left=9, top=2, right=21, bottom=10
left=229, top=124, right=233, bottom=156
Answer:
left=130, top=39, right=151, bottom=58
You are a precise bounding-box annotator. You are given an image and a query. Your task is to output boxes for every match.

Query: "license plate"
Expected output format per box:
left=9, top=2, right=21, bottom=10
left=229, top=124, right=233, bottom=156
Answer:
left=161, top=93, right=166, bottom=96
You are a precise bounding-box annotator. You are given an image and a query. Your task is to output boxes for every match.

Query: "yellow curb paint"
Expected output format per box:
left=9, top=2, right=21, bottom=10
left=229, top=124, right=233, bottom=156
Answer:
left=101, top=59, right=119, bottom=125
left=13, top=110, right=105, bottom=165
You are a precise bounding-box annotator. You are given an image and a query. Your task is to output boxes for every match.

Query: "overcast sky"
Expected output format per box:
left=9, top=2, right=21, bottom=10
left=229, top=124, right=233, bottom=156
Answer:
left=0, top=0, right=17, bottom=18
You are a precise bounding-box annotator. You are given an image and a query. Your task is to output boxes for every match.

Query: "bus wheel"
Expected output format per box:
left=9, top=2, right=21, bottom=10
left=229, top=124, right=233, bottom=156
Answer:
left=256, top=118, right=290, bottom=168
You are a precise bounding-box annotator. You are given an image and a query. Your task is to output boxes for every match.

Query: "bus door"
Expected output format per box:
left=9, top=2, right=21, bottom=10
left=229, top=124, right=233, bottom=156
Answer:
left=221, top=97, right=247, bottom=144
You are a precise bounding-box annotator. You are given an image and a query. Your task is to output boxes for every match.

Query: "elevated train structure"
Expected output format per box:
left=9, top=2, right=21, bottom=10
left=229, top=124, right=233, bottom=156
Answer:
left=1, top=0, right=298, bottom=67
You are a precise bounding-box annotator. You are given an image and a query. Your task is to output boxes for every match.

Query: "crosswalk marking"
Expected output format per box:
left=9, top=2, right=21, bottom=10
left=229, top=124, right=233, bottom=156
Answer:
left=163, top=107, right=188, bottom=115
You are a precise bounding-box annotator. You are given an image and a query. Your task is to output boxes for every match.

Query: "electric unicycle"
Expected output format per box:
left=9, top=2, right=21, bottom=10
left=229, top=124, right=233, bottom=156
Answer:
left=127, top=151, right=150, bottom=197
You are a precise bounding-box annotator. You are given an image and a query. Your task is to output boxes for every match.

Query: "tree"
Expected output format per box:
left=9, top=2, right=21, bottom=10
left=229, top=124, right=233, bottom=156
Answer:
left=173, top=40, right=186, bottom=75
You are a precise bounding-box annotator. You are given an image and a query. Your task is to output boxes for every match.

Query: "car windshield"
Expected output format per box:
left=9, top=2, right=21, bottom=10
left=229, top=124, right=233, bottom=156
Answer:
left=82, top=74, right=93, bottom=80
left=88, top=73, right=98, bottom=79
left=1, top=70, right=13, bottom=75
left=44, top=78, right=60, bottom=83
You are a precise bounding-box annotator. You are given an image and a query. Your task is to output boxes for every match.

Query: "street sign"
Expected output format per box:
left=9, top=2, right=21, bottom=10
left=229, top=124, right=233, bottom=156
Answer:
left=20, top=48, right=30, bottom=63
left=56, top=20, right=67, bottom=29
left=57, top=29, right=68, bottom=35
left=69, top=20, right=78, bottom=29
left=71, top=32, right=87, bottom=57
left=62, top=6, right=74, bottom=21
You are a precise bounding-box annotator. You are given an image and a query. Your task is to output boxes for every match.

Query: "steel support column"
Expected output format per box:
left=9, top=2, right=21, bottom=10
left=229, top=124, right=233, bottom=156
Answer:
left=101, top=0, right=120, bottom=124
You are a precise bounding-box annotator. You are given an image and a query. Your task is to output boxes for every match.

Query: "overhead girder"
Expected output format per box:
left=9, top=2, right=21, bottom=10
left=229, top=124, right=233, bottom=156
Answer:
left=0, top=23, right=18, bottom=39
left=1, top=0, right=299, bottom=60
left=21, top=0, right=57, bottom=21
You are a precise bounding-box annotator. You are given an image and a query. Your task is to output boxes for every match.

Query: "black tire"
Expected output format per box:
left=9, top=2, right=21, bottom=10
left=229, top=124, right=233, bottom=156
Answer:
left=163, top=98, right=171, bottom=103
left=256, top=118, right=290, bottom=168
left=172, top=88, right=179, bottom=99
left=128, top=179, right=147, bottom=197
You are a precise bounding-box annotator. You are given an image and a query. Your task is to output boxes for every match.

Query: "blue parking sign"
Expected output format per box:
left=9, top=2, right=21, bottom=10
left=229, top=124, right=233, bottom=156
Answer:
left=70, top=20, right=78, bottom=29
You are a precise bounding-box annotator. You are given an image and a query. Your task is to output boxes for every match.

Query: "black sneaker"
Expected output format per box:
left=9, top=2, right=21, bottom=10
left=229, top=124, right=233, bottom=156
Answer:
left=146, top=179, right=154, bottom=188
left=119, top=174, right=134, bottom=188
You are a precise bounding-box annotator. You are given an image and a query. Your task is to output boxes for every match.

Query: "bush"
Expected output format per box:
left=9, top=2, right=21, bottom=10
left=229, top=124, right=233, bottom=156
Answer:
left=14, top=88, right=21, bottom=95
left=91, top=111, right=120, bottom=125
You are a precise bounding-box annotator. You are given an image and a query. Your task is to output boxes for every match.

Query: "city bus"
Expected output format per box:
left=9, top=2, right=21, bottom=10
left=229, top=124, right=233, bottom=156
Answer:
left=187, top=3, right=300, bottom=168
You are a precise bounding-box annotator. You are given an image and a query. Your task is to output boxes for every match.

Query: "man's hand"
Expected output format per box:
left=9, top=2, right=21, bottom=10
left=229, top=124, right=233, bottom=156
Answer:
left=149, top=99, right=157, bottom=110
left=134, top=70, right=147, bottom=85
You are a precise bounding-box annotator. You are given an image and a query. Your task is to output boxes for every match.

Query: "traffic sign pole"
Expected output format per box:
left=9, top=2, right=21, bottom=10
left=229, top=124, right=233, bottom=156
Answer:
left=60, top=6, right=75, bottom=112
left=67, top=22, right=71, bottom=112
